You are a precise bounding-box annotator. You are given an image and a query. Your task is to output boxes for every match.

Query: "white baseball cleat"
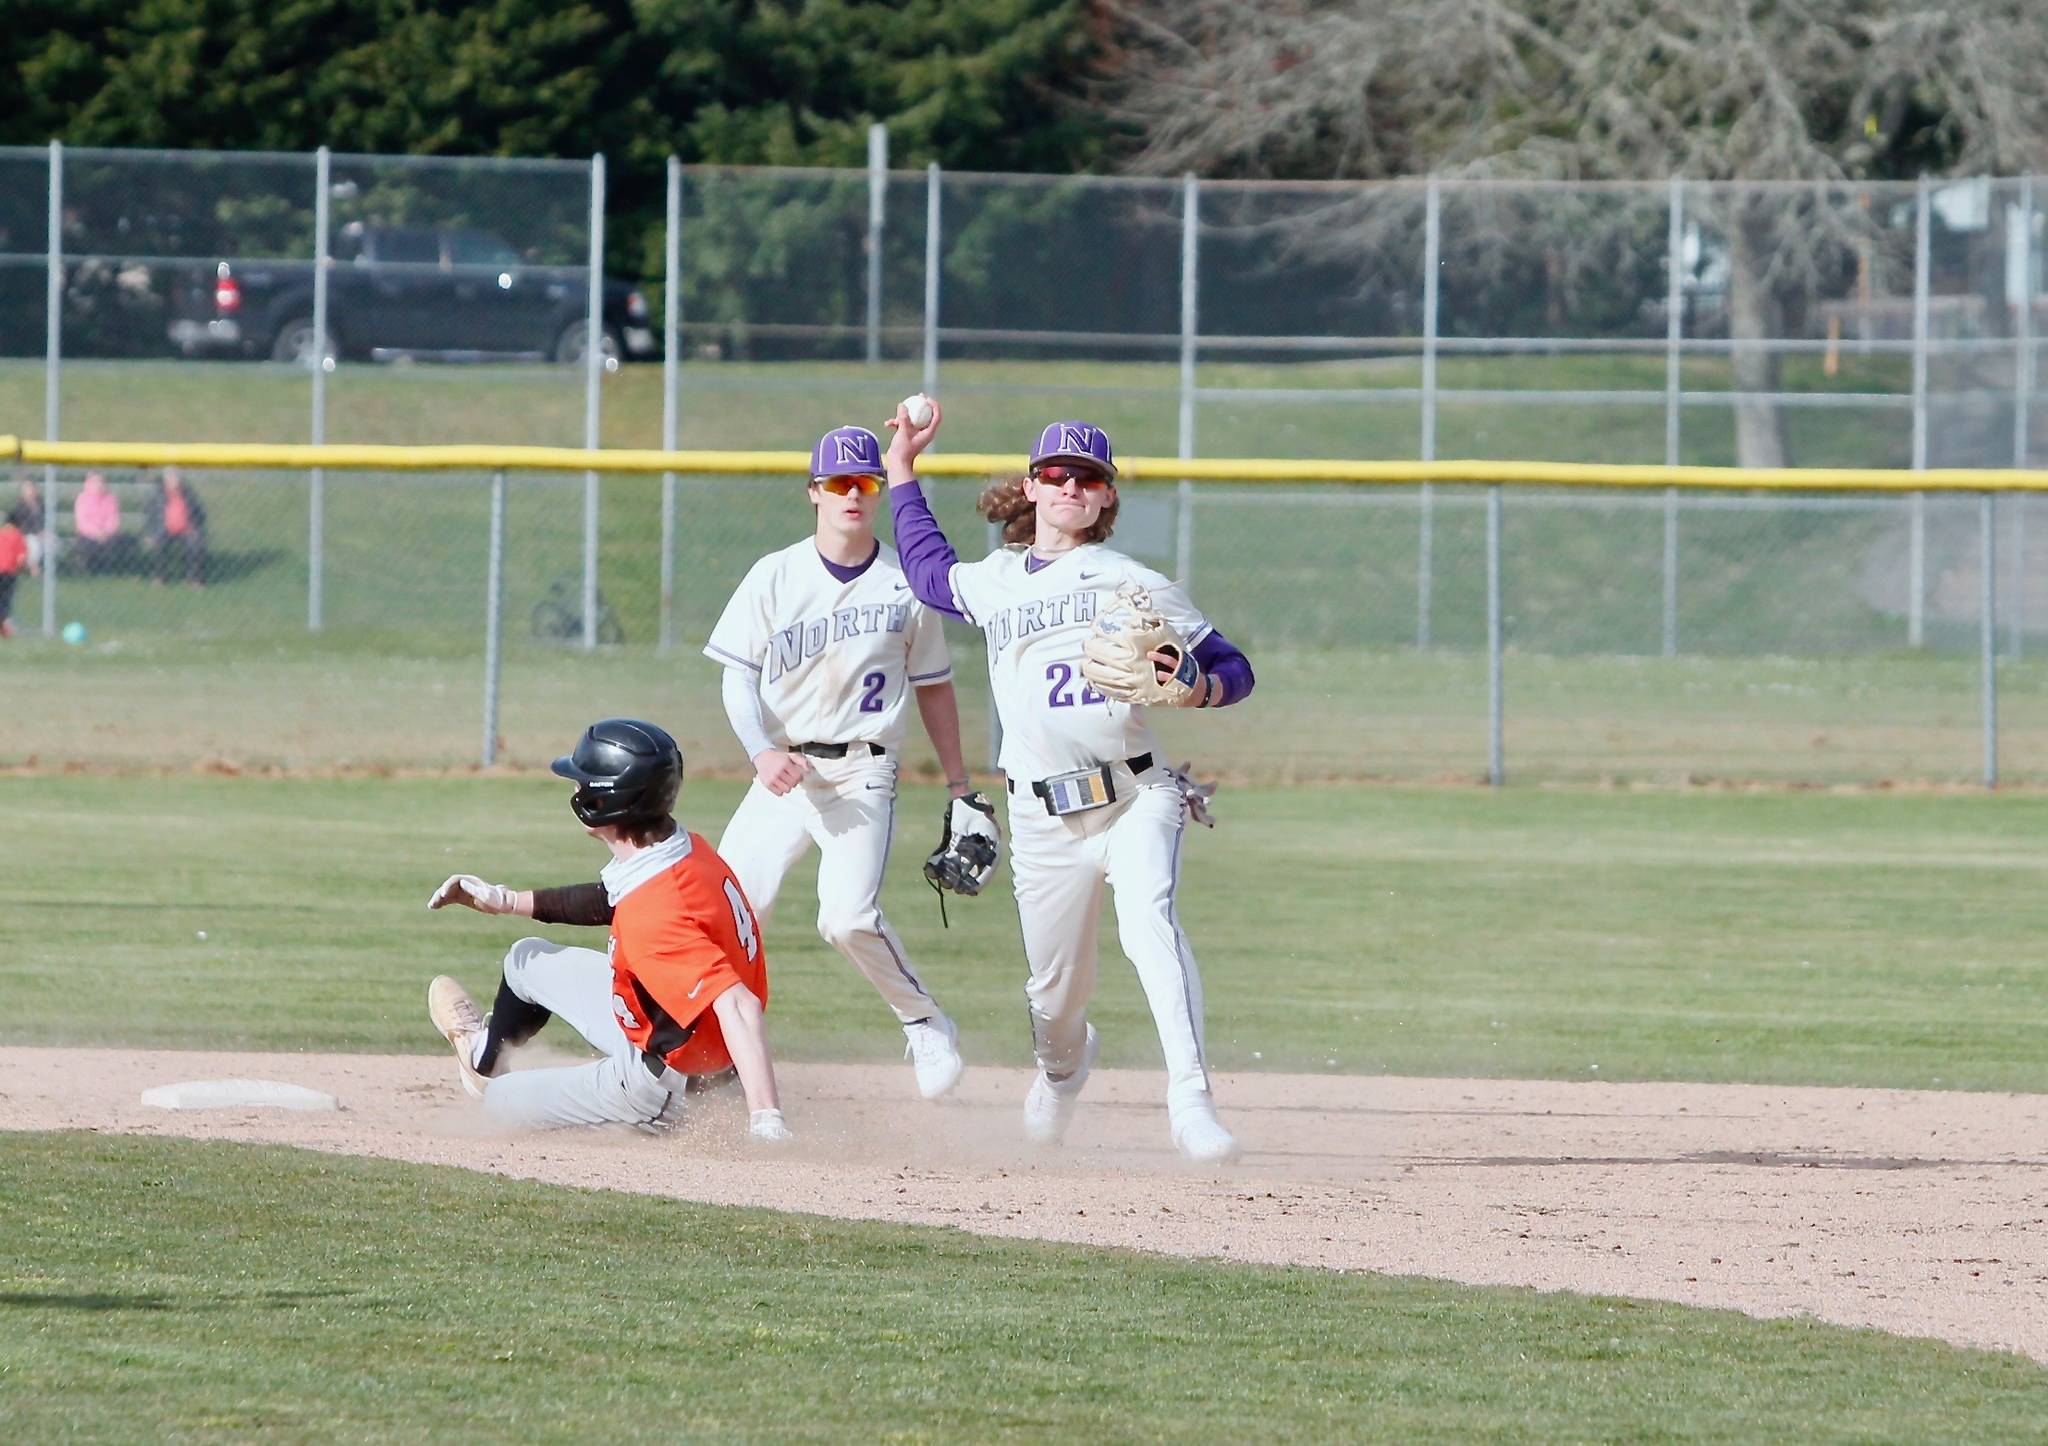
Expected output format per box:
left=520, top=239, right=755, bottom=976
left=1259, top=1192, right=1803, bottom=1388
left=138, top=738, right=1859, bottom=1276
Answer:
left=903, top=1015, right=965, bottom=1100
left=426, top=975, right=492, bottom=1101
left=1170, top=1104, right=1242, bottom=1166
left=1022, top=1024, right=1100, bottom=1146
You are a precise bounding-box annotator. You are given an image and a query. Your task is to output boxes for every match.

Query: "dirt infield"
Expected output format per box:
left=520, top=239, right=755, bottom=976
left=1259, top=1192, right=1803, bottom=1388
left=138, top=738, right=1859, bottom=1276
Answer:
left=4, top=1046, right=2045, bottom=1364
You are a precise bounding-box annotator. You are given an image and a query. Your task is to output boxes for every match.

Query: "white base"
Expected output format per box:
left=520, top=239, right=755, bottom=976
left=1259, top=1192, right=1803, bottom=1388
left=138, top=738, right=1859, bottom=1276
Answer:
left=140, top=1079, right=340, bottom=1112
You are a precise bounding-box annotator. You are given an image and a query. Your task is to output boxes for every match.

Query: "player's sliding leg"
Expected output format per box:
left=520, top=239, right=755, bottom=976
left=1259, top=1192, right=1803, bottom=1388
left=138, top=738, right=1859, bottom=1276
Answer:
left=468, top=938, right=671, bottom=1129
left=1104, top=787, right=1239, bottom=1164
left=808, top=759, right=963, bottom=1097
left=709, top=983, right=790, bottom=1140
left=1010, top=808, right=1110, bottom=1142
left=715, top=777, right=815, bottom=929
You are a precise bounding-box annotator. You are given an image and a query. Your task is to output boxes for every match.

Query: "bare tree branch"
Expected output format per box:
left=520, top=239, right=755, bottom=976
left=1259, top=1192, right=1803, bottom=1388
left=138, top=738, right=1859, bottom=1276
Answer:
left=1097, top=0, right=2048, bottom=464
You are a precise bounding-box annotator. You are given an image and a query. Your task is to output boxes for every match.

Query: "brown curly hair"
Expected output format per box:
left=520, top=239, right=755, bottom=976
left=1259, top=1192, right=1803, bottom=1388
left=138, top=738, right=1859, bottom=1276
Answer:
left=976, top=474, right=1120, bottom=546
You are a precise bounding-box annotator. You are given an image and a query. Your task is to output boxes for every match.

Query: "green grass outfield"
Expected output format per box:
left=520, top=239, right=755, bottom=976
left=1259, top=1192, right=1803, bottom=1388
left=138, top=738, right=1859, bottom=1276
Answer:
left=7, top=776, right=2047, bottom=1435
left=3, top=1132, right=2041, bottom=1442
left=9, top=635, right=2048, bottom=785
left=6, top=775, right=2046, bottom=1089
left=0, top=350, right=1922, bottom=460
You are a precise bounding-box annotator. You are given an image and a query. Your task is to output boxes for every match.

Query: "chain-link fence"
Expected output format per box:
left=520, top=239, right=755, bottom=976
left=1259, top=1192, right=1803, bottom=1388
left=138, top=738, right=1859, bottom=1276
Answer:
left=3, top=142, right=2045, bottom=786
left=5, top=456, right=2039, bottom=786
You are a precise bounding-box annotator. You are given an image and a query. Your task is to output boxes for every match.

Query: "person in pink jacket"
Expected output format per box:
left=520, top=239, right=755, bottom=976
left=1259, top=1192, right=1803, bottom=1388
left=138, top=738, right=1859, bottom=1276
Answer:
left=72, top=471, right=123, bottom=574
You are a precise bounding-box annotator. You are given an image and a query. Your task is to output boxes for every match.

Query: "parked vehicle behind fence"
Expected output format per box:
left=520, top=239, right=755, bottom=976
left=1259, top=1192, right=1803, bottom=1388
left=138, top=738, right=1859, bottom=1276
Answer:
left=167, top=222, right=656, bottom=366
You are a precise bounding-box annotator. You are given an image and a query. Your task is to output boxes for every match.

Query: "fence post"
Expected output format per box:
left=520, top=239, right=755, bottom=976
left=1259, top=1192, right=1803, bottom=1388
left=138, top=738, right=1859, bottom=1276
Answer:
left=923, top=161, right=941, bottom=400
left=582, top=153, right=606, bottom=651
left=1981, top=491, right=1998, bottom=788
left=1663, top=176, right=1683, bottom=657
left=309, top=144, right=330, bottom=633
left=1418, top=175, right=1440, bottom=651
left=1177, top=172, right=1198, bottom=585
left=483, top=471, right=506, bottom=767
left=1909, top=173, right=1930, bottom=648
left=2013, top=176, right=2034, bottom=660
left=1486, top=483, right=1504, bottom=786
left=41, top=139, right=61, bottom=639
left=2014, top=175, right=2034, bottom=473
left=660, top=156, right=681, bottom=653
left=866, top=124, right=887, bottom=365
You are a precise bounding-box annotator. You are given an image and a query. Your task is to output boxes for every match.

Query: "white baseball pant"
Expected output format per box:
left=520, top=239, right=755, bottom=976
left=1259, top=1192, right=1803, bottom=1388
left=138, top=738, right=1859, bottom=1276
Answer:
left=479, top=936, right=671, bottom=1129
left=1006, top=774, right=1214, bottom=1116
left=716, top=750, right=939, bottom=1023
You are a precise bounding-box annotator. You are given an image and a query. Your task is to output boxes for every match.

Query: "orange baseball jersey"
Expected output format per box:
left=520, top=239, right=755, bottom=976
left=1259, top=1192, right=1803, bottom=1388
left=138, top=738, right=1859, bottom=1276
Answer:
left=607, top=832, right=767, bottom=1076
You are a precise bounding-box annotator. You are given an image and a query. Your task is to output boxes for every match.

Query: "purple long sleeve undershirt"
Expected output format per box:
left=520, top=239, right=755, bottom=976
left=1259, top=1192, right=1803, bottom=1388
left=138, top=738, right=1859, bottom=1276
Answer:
left=1190, top=630, right=1254, bottom=706
left=889, top=481, right=966, bottom=617
left=888, top=480, right=1254, bottom=706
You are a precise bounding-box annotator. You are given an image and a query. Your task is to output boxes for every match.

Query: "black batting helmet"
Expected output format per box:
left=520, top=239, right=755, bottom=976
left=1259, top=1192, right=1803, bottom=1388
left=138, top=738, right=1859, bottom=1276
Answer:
left=551, top=718, right=683, bottom=827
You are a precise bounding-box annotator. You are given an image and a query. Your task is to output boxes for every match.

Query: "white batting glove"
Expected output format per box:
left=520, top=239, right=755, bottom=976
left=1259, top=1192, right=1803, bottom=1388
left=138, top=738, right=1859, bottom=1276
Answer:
left=748, top=1108, right=794, bottom=1143
left=427, top=873, right=517, bottom=915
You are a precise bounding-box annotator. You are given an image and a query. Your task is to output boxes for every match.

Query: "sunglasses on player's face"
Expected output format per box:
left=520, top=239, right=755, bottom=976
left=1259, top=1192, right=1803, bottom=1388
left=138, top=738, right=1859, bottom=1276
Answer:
left=813, top=474, right=883, bottom=497
left=1033, top=464, right=1111, bottom=490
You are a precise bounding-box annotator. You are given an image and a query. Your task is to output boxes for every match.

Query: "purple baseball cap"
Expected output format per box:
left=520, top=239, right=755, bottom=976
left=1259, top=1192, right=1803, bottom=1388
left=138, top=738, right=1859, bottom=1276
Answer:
left=1029, top=421, right=1117, bottom=480
left=810, top=425, right=884, bottom=480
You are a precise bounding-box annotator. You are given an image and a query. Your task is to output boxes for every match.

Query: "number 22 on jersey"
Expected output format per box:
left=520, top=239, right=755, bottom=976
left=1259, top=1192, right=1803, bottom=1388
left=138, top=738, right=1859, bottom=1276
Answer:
left=1045, top=661, right=1106, bottom=709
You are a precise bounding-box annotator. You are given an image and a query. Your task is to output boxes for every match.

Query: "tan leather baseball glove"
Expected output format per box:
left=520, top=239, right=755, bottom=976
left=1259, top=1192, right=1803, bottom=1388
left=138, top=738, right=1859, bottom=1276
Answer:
left=1081, top=583, right=1200, bottom=706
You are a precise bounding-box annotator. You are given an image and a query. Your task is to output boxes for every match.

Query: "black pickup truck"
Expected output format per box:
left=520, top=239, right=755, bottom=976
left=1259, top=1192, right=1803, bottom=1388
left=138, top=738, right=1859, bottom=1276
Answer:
left=167, top=222, right=656, bottom=366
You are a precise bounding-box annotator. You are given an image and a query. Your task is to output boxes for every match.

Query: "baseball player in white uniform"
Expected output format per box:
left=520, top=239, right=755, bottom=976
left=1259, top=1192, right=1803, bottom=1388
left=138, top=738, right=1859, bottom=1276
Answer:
left=884, top=401, right=1257, bottom=1164
left=704, top=424, right=975, bottom=1099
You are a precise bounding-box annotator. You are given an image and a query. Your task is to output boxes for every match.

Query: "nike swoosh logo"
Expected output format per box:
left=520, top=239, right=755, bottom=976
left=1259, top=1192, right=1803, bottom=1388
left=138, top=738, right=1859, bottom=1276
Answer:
left=687, top=979, right=708, bottom=1000
left=864, top=782, right=888, bottom=791
left=1079, top=571, right=1101, bottom=580
left=894, top=582, right=910, bottom=592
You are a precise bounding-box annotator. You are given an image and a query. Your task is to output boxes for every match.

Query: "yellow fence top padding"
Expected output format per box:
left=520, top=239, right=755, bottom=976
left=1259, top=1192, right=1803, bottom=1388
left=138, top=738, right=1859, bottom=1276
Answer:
left=6, top=435, right=2048, bottom=492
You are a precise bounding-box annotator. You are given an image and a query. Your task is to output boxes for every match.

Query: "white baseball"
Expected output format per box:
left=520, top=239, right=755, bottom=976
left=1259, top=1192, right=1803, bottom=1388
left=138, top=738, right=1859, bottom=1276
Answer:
left=900, top=393, right=935, bottom=428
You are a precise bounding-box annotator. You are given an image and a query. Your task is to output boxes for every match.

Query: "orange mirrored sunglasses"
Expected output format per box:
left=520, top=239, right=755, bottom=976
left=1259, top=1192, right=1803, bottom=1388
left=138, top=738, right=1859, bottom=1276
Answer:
left=1032, top=463, right=1112, bottom=490
left=813, top=474, right=883, bottom=496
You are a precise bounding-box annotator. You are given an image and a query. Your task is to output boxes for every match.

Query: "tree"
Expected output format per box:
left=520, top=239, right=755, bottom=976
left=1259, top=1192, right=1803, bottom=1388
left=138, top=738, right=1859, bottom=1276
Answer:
left=0, top=0, right=1112, bottom=285
left=1099, top=1, right=2048, bottom=465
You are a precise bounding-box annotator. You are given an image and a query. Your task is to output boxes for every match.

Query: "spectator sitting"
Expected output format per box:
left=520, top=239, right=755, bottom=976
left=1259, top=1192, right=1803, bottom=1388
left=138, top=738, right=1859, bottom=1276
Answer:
left=72, top=471, right=123, bottom=574
left=0, top=509, right=26, bottom=638
left=13, top=474, right=45, bottom=576
left=146, top=467, right=207, bottom=588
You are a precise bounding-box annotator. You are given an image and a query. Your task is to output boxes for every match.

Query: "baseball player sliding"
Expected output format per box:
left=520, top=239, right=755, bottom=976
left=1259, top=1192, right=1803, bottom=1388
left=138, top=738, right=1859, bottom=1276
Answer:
left=424, top=718, right=793, bottom=1142
left=702, top=424, right=993, bottom=1100
left=885, top=399, right=1257, bottom=1165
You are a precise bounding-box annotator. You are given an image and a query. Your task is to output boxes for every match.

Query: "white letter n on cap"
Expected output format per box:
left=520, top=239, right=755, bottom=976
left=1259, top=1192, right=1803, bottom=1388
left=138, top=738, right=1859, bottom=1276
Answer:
left=835, top=435, right=867, bottom=465
left=1059, top=425, right=1095, bottom=454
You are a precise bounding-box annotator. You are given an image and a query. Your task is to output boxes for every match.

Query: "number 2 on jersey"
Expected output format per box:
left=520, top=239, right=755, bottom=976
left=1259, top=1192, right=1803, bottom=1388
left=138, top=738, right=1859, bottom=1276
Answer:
left=722, top=878, right=760, bottom=960
left=1045, top=661, right=1105, bottom=708
left=858, top=671, right=886, bottom=713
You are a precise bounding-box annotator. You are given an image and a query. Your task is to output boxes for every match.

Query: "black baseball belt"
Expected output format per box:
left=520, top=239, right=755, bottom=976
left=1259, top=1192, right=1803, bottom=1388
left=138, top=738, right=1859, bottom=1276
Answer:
left=1006, top=752, right=1155, bottom=814
left=791, top=741, right=887, bottom=759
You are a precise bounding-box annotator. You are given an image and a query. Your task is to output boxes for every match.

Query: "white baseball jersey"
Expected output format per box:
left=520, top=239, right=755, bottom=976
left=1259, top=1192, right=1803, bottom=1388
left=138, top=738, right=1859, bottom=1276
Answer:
left=706, top=540, right=951, bottom=748
left=948, top=543, right=1210, bottom=783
